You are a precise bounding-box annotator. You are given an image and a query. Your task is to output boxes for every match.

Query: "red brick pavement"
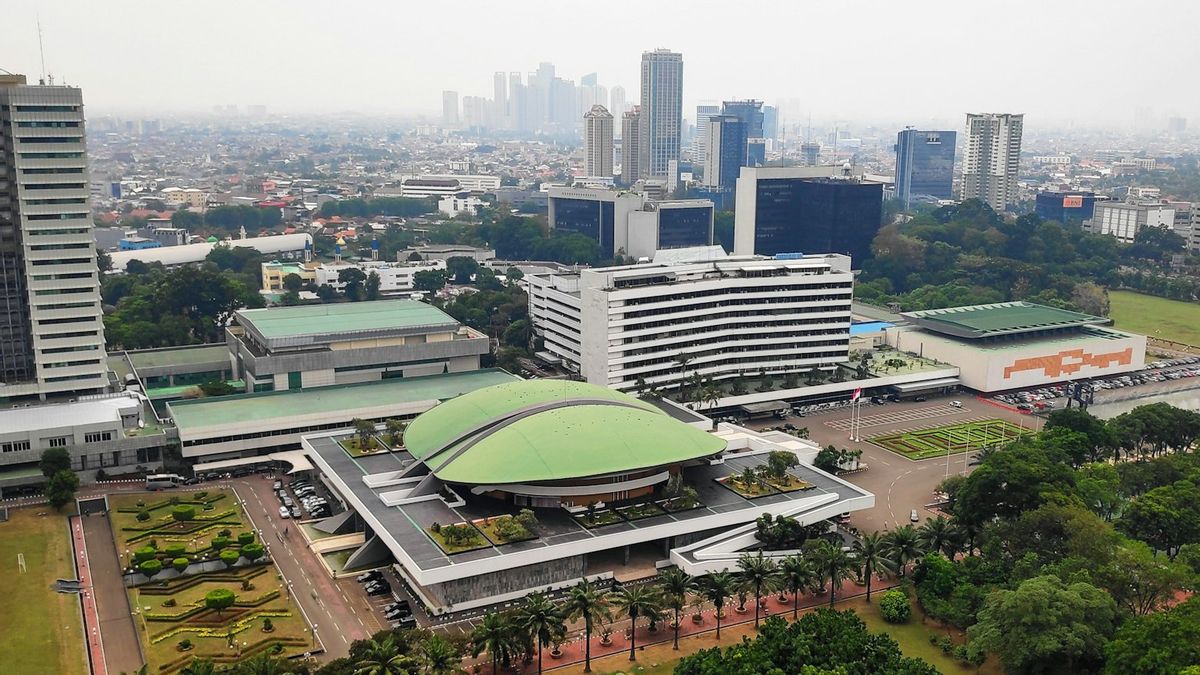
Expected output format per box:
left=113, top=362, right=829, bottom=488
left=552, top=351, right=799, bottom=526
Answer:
left=71, top=515, right=108, bottom=675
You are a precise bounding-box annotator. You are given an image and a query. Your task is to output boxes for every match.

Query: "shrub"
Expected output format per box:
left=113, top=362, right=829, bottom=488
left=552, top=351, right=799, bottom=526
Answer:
left=937, top=635, right=954, bottom=654
left=205, top=588, right=236, bottom=616
left=262, top=617, right=273, bottom=632
left=139, top=559, right=163, bottom=578
left=171, top=505, right=196, bottom=522
left=211, top=536, right=230, bottom=551
left=136, top=510, right=151, bottom=522
left=172, top=557, right=190, bottom=573
left=163, top=598, right=177, bottom=607
left=218, top=529, right=232, bottom=538
left=516, top=508, right=538, bottom=532
left=168, top=496, right=180, bottom=505
left=879, top=589, right=911, bottom=624
left=237, top=532, right=255, bottom=546
left=133, top=545, right=158, bottom=563
left=219, top=549, right=240, bottom=568
left=136, top=500, right=145, bottom=508
left=241, top=543, right=265, bottom=561
left=271, top=643, right=283, bottom=654
left=178, top=639, right=192, bottom=650
left=165, top=544, right=187, bottom=558
left=193, top=491, right=208, bottom=500
left=952, top=645, right=969, bottom=662
left=430, top=522, right=441, bottom=534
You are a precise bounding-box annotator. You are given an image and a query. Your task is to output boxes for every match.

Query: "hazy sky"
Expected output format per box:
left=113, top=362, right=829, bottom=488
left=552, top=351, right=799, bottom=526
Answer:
left=3, top=0, right=1198, bottom=127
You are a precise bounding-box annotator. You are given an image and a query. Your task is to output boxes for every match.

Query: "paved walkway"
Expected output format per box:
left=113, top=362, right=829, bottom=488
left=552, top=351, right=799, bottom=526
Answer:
left=80, top=513, right=142, bottom=674
left=71, top=515, right=107, bottom=675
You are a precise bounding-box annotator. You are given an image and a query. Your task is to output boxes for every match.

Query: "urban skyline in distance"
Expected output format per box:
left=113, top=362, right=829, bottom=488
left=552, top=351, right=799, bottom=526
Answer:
left=3, top=0, right=1198, bottom=127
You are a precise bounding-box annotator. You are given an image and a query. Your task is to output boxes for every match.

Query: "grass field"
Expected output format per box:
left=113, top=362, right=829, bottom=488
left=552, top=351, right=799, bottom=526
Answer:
left=871, top=419, right=1031, bottom=460
left=0, top=508, right=87, bottom=675
left=1109, top=290, right=1200, bottom=347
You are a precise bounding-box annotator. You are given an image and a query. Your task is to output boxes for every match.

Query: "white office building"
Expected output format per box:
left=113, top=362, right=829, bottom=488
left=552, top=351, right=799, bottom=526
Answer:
left=0, top=74, right=108, bottom=398
left=1084, top=201, right=1176, bottom=243
left=583, top=104, right=615, bottom=178
left=527, top=248, right=853, bottom=391
left=961, top=113, right=1023, bottom=212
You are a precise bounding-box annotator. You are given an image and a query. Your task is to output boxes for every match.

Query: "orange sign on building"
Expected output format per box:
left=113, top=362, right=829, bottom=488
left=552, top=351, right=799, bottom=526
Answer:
left=1002, top=347, right=1133, bottom=379
left=1063, top=195, right=1084, bottom=208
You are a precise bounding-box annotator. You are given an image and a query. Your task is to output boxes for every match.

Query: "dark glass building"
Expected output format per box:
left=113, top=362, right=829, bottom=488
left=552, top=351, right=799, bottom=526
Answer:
left=1034, top=191, right=1095, bottom=224
left=747, top=178, right=883, bottom=263
left=552, top=197, right=616, bottom=254
left=708, top=115, right=746, bottom=192
left=655, top=202, right=714, bottom=249
left=894, top=128, right=956, bottom=206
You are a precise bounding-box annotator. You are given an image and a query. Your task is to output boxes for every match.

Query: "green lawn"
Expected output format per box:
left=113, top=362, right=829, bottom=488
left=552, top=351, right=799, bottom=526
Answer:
left=872, top=419, right=1031, bottom=460
left=1108, top=290, right=1200, bottom=347
left=0, top=508, right=87, bottom=675
left=109, top=488, right=248, bottom=560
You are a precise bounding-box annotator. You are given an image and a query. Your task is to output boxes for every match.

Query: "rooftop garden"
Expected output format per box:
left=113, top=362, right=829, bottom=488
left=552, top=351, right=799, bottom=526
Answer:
left=718, top=452, right=814, bottom=499
left=427, top=521, right=490, bottom=554
left=340, top=417, right=408, bottom=457
left=475, top=510, right=538, bottom=546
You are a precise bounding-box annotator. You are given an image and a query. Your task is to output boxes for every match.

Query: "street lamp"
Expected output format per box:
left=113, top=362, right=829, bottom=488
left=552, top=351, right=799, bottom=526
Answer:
left=311, top=624, right=319, bottom=648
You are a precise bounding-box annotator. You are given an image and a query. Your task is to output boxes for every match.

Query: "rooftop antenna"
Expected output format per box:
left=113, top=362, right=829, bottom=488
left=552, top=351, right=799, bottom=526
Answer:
left=36, top=16, right=48, bottom=85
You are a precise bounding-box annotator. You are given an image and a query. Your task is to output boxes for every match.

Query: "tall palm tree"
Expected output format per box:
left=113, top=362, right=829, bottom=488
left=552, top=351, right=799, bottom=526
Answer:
left=918, top=515, right=961, bottom=559
left=419, top=635, right=464, bottom=675
left=700, top=384, right=723, bottom=409
left=809, top=540, right=855, bottom=608
left=355, top=636, right=417, bottom=675
left=736, top=551, right=781, bottom=628
left=885, top=525, right=924, bottom=576
left=516, top=592, right=565, bottom=675
left=701, top=571, right=737, bottom=639
left=780, top=554, right=817, bottom=619
left=470, top=612, right=520, bottom=675
left=852, top=532, right=895, bottom=603
left=182, top=659, right=216, bottom=675
left=658, top=567, right=696, bottom=649
left=611, top=584, right=663, bottom=662
left=563, top=579, right=611, bottom=672
left=673, top=352, right=693, bottom=395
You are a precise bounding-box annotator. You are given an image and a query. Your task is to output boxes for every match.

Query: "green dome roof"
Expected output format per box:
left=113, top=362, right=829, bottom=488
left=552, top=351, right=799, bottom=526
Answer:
left=404, top=380, right=725, bottom=485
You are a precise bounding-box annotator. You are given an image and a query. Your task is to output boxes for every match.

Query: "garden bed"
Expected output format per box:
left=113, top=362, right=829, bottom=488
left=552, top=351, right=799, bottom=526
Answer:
left=475, top=515, right=537, bottom=546
left=871, top=420, right=1030, bottom=460
left=427, top=522, right=490, bottom=554
left=573, top=508, right=625, bottom=529
left=764, top=474, right=814, bottom=493
left=338, top=436, right=387, bottom=458
left=615, top=501, right=667, bottom=522
left=716, top=475, right=781, bottom=499
left=657, top=496, right=703, bottom=513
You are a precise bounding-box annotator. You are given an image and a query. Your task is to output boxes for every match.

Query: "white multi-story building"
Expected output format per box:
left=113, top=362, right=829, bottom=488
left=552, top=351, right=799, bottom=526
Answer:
left=527, top=248, right=853, bottom=391
left=961, top=113, right=1023, bottom=212
left=0, top=74, right=108, bottom=398
left=583, top=105, right=614, bottom=178
left=315, top=260, right=447, bottom=295
left=437, top=193, right=485, bottom=217
left=385, top=174, right=501, bottom=194
left=1084, top=201, right=1175, bottom=243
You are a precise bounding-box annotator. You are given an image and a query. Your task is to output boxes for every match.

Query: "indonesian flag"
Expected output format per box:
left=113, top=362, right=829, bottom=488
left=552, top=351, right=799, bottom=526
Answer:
left=851, top=388, right=862, bottom=401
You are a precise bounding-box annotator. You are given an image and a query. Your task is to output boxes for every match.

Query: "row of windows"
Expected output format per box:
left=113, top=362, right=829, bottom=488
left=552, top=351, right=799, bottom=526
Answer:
left=35, top=287, right=95, bottom=296
left=17, top=137, right=79, bottom=144
left=31, top=257, right=92, bottom=266
left=622, top=294, right=854, bottom=321
left=27, top=213, right=88, bottom=221
left=622, top=302, right=852, bottom=331
left=13, top=105, right=80, bottom=112
left=42, top=344, right=100, bottom=354
left=24, top=182, right=86, bottom=190
left=18, top=152, right=83, bottom=159
left=41, top=330, right=99, bottom=340
left=624, top=317, right=851, bottom=345
left=16, top=121, right=80, bottom=128
left=182, top=415, right=407, bottom=448
left=1, top=440, right=32, bottom=453
left=48, top=436, right=68, bottom=448
left=84, top=431, right=113, bottom=443
left=43, top=358, right=102, bottom=369
left=20, top=167, right=84, bottom=174
left=630, top=351, right=850, bottom=379
left=28, top=228, right=89, bottom=236
left=38, top=315, right=97, bottom=326
left=24, top=198, right=87, bottom=205
left=45, top=372, right=103, bottom=383
left=30, top=243, right=91, bottom=251
left=621, top=329, right=850, bottom=359
left=626, top=340, right=850, bottom=368
left=32, top=272, right=94, bottom=281
left=622, top=282, right=852, bottom=308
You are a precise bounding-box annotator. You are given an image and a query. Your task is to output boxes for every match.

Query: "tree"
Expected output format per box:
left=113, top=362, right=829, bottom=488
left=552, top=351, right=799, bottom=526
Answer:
left=1103, top=595, right=1200, bottom=675
left=354, top=635, right=417, bottom=675
left=338, top=267, right=368, bottom=301
left=968, top=575, right=1118, bottom=675
left=384, top=418, right=406, bottom=447
left=352, top=418, right=375, bottom=449
left=470, top=612, right=520, bottom=675
left=1118, top=479, right=1200, bottom=559
left=40, top=447, right=72, bottom=477
left=418, top=634, right=462, bottom=674
left=563, top=579, right=610, bottom=671
left=1097, top=542, right=1191, bottom=616
left=282, top=273, right=304, bottom=292
left=316, top=284, right=338, bottom=302
left=219, top=549, right=240, bottom=568
left=765, top=451, right=799, bottom=481
left=884, top=525, right=924, bottom=576
left=810, top=540, right=856, bottom=608
left=413, top=270, right=447, bottom=293
left=241, top=543, right=265, bottom=561
left=181, top=658, right=216, bottom=675
left=853, top=531, right=896, bottom=602
left=658, top=567, right=696, bottom=650
left=953, top=442, right=1076, bottom=529
left=611, top=584, right=663, bottom=662
left=173, top=557, right=190, bottom=573
left=205, top=588, right=236, bottom=617
left=445, top=256, right=480, bottom=284
left=780, top=555, right=817, bottom=619
left=364, top=271, right=381, bottom=301
left=878, top=589, right=911, bottom=623
left=736, top=551, right=780, bottom=629
left=917, top=515, right=961, bottom=559
left=701, top=571, right=736, bottom=639
left=515, top=592, right=564, bottom=675
left=46, top=469, right=80, bottom=511
left=1070, top=281, right=1110, bottom=316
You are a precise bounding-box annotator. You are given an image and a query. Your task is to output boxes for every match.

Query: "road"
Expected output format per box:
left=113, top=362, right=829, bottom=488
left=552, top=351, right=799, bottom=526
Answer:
left=79, top=512, right=142, bottom=675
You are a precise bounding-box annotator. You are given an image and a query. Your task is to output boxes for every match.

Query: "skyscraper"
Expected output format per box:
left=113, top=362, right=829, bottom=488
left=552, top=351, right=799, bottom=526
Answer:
left=442, top=90, right=459, bottom=126
left=638, top=49, right=683, bottom=179
left=721, top=100, right=764, bottom=139
left=961, top=113, right=1023, bottom=212
left=621, top=107, right=641, bottom=185
left=493, top=72, right=508, bottom=128
left=0, top=74, right=108, bottom=398
left=692, top=104, right=721, bottom=172
left=894, top=128, right=956, bottom=207
left=584, top=105, right=615, bottom=177
left=801, top=142, right=821, bottom=166
left=702, top=115, right=746, bottom=192
left=610, top=86, right=626, bottom=119
left=762, top=106, right=778, bottom=141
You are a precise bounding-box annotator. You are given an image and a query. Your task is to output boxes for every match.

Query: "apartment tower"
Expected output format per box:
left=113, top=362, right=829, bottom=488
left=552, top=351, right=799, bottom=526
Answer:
left=638, top=49, right=683, bottom=180
left=961, top=113, right=1023, bottom=212
left=583, top=105, right=614, bottom=177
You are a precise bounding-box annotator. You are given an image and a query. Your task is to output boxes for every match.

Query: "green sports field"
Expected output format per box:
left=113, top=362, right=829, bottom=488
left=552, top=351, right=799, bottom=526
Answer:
left=871, top=419, right=1032, bottom=460
left=1108, top=290, right=1200, bottom=347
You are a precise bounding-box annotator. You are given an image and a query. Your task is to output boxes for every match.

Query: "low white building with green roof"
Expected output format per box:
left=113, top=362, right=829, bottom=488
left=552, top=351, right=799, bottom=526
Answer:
left=226, top=299, right=489, bottom=393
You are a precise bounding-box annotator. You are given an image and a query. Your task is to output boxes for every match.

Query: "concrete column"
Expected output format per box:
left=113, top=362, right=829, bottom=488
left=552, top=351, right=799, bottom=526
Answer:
left=622, top=545, right=630, bottom=565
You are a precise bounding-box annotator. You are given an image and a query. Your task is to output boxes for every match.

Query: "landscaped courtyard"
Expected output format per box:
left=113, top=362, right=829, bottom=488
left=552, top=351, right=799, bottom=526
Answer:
left=0, top=508, right=86, bottom=675
left=871, top=419, right=1032, bottom=460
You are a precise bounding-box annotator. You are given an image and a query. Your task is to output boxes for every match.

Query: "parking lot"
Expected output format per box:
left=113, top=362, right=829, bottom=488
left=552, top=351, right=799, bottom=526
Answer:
left=990, top=356, right=1200, bottom=411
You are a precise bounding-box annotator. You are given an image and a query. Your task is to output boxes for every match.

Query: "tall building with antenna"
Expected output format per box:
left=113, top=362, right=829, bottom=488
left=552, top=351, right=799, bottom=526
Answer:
left=0, top=73, right=108, bottom=398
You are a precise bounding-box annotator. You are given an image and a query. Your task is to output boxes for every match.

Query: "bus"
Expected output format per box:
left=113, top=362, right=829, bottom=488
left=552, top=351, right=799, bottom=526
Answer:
left=145, top=474, right=184, bottom=490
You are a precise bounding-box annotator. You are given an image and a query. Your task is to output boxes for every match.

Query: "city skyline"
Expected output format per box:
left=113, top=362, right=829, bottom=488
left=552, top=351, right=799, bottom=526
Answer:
left=3, top=0, right=1198, bottom=126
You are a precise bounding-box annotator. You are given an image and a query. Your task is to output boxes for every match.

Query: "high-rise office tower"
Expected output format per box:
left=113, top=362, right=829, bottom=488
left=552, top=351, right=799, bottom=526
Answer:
left=638, top=49, right=683, bottom=179
left=961, top=113, right=1023, bottom=212
left=0, top=74, right=108, bottom=398
left=692, top=104, right=721, bottom=171
left=493, top=72, right=508, bottom=127
left=610, top=86, right=626, bottom=120
left=762, top=106, right=778, bottom=140
left=442, top=90, right=459, bottom=126
left=721, top=100, right=764, bottom=139
left=583, top=105, right=615, bottom=177
left=702, top=115, right=746, bottom=192
left=581, top=73, right=598, bottom=87
left=894, top=128, right=956, bottom=207
left=621, top=107, right=641, bottom=184
left=801, top=142, right=820, bottom=166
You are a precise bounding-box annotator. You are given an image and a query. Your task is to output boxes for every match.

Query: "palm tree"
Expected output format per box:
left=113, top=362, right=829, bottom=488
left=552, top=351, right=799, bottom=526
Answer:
left=736, top=551, right=781, bottom=628
left=780, top=554, right=817, bottom=619
left=355, top=636, right=417, bottom=675
left=885, top=525, right=924, bottom=576
left=673, top=352, right=693, bottom=395
left=470, top=612, right=520, bottom=675
left=658, top=567, right=696, bottom=649
left=563, top=579, right=611, bottom=672
left=701, top=571, right=737, bottom=639
left=700, top=384, right=723, bottom=409
left=918, top=515, right=961, bottom=559
left=419, top=635, right=464, bottom=675
left=809, top=540, right=855, bottom=608
left=611, top=584, right=663, bottom=662
left=516, top=592, right=564, bottom=675
left=182, top=659, right=216, bottom=675
left=852, top=532, right=895, bottom=603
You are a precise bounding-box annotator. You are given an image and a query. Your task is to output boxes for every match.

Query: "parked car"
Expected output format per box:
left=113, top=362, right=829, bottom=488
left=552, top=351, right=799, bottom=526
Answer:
left=278, top=506, right=291, bottom=519
left=290, top=506, right=303, bottom=519
left=949, top=400, right=962, bottom=408
left=366, top=583, right=392, bottom=597
left=357, top=570, right=383, bottom=583
left=384, top=608, right=410, bottom=620
left=910, top=509, right=919, bottom=522
left=913, top=396, right=928, bottom=402
left=391, top=616, right=417, bottom=629
left=272, top=480, right=282, bottom=490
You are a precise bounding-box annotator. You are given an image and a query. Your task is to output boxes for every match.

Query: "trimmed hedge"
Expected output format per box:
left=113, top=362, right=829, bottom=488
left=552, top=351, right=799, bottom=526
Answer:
left=240, top=543, right=265, bottom=561
left=139, top=559, right=164, bottom=578
left=237, top=532, right=255, bottom=546
left=879, top=589, right=912, bottom=623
